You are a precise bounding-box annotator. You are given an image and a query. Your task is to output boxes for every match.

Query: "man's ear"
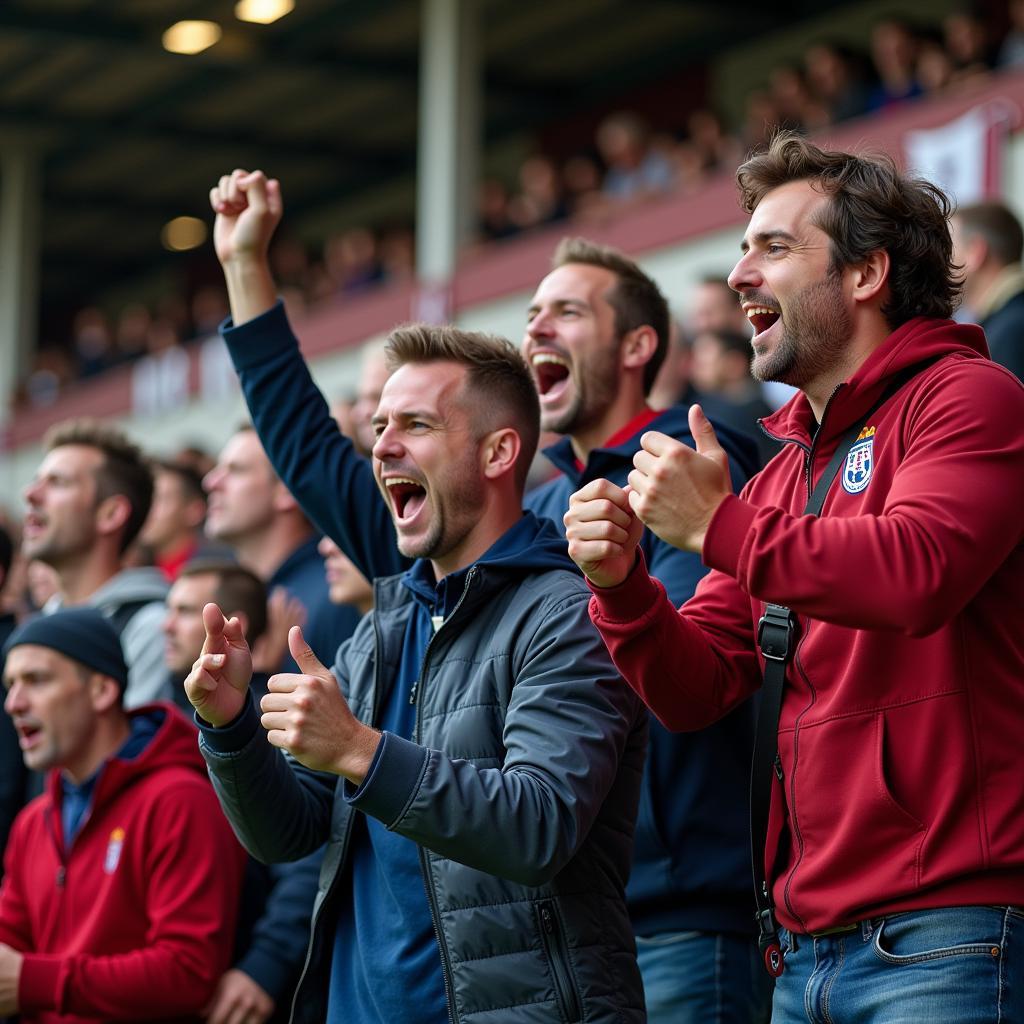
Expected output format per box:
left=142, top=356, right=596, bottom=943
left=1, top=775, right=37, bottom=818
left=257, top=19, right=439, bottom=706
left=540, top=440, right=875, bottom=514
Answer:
left=620, top=325, right=659, bottom=374
left=272, top=479, right=300, bottom=514
left=849, top=250, right=890, bottom=306
left=89, top=672, right=123, bottom=714
left=94, top=494, right=132, bottom=542
left=479, top=427, right=521, bottom=482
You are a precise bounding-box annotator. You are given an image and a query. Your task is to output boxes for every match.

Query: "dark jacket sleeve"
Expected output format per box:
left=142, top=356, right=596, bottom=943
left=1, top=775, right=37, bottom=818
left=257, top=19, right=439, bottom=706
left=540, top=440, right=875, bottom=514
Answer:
left=236, top=847, right=322, bottom=1001
left=198, top=691, right=339, bottom=865
left=220, top=302, right=409, bottom=581
left=347, top=585, right=646, bottom=887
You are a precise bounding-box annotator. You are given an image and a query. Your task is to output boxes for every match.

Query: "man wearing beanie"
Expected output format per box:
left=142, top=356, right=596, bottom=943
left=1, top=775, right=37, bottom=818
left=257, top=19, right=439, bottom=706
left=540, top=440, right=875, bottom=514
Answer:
left=0, top=607, right=245, bottom=1022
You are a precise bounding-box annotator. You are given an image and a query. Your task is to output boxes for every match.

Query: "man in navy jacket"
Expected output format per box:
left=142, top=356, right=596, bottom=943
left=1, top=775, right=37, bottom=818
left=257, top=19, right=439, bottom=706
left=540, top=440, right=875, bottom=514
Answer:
left=208, top=168, right=767, bottom=1022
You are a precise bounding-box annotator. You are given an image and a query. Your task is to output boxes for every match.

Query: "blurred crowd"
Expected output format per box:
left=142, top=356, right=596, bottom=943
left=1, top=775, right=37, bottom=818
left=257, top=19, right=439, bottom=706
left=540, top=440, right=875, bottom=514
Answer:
left=17, top=5, right=1024, bottom=410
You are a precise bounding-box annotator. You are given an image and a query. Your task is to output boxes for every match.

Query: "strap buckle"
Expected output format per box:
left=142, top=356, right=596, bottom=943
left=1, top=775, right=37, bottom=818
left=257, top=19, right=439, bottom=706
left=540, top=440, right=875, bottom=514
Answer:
left=756, top=908, right=785, bottom=977
left=757, top=604, right=794, bottom=663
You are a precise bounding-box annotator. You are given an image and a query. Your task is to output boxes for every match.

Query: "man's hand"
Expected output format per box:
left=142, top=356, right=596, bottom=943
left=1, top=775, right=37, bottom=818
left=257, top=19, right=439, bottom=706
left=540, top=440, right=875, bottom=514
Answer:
left=184, top=604, right=254, bottom=728
left=208, top=168, right=282, bottom=325
left=0, top=943, right=22, bottom=1015
left=203, top=968, right=275, bottom=1024
left=627, top=405, right=732, bottom=553
left=260, top=627, right=381, bottom=784
left=565, top=478, right=645, bottom=589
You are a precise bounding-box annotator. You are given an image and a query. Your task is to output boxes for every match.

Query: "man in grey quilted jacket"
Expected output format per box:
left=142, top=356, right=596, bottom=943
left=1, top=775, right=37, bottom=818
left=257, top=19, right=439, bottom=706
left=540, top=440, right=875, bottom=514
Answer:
left=186, top=313, right=648, bottom=1024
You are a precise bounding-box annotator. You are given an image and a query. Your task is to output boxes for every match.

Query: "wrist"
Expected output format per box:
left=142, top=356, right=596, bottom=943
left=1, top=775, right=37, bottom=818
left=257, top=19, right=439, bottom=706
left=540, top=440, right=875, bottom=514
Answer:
left=222, top=258, right=277, bottom=326
left=337, top=724, right=382, bottom=785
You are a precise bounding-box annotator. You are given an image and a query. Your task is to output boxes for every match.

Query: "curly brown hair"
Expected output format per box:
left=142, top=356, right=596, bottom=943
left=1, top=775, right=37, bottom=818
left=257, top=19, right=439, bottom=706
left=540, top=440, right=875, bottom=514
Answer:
left=736, top=132, right=961, bottom=326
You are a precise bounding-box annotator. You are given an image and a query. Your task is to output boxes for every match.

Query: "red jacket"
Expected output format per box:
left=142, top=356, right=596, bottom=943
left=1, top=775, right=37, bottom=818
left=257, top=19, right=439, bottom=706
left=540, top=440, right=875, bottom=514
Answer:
left=589, top=317, right=1024, bottom=934
left=0, top=705, right=245, bottom=1022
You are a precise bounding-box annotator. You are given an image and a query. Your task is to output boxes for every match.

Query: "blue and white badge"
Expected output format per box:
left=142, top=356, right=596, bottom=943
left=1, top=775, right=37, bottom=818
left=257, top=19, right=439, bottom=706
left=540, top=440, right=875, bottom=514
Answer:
left=842, top=428, right=875, bottom=494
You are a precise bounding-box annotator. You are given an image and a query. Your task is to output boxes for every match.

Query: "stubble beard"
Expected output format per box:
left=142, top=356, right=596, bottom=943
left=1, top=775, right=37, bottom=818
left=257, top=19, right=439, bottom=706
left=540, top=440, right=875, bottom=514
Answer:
left=752, top=270, right=852, bottom=389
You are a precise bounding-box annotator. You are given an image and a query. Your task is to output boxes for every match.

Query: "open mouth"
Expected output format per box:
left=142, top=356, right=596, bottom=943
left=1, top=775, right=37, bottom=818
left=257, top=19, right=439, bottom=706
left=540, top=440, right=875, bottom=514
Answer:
left=16, top=723, right=41, bottom=749
left=385, top=477, right=427, bottom=522
left=745, top=305, right=781, bottom=337
left=530, top=353, right=571, bottom=397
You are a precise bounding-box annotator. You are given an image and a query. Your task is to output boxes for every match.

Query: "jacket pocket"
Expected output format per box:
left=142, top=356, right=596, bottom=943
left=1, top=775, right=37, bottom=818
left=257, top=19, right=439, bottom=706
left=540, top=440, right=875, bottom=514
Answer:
left=782, top=710, right=927, bottom=921
left=535, top=900, right=583, bottom=1023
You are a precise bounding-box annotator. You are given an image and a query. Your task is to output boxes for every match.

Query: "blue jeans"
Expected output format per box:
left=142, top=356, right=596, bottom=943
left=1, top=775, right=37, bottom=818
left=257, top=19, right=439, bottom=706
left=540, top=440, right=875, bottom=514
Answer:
left=774, top=906, right=1024, bottom=1023
left=635, top=929, right=773, bottom=1023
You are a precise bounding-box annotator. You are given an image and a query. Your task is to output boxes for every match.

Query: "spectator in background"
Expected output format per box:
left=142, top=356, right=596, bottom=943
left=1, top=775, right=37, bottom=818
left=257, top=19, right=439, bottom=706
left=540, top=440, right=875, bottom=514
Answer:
left=951, top=200, right=1024, bottom=380
left=140, top=461, right=212, bottom=581
left=868, top=18, right=923, bottom=110
left=804, top=41, right=870, bottom=124
left=562, top=153, right=605, bottom=219
left=163, top=561, right=320, bottom=1024
left=349, top=342, right=392, bottom=459
left=648, top=319, right=698, bottom=410
left=477, top=178, right=519, bottom=242
left=318, top=227, right=383, bottom=298
left=597, top=111, right=676, bottom=202
left=22, top=419, right=170, bottom=707
left=509, top=154, right=569, bottom=231
left=318, top=537, right=373, bottom=617
left=916, top=28, right=956, bottom=95
left=691, top=328, right=778, bottom=466
left=113, top=302, right=151, bottom=364
left=944, top=9, right=994, bottom=80
left=0, top=607, right=245, bottom=1021
left=998, top=0, right=1024, bottom=66
left=202, top=426, right=361, bottom=671
left=71, top=307, right=117, bottom=379
left=0, top=526, right=29, bottom=875
left=191, top=285, right=231, bottom=339
left=769, top=64, right=829, bottom=133
left=378, top=225, right=415, bottom=283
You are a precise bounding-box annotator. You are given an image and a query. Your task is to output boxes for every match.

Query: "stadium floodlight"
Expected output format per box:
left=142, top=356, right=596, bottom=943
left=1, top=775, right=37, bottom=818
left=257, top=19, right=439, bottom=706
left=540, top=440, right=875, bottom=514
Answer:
left=162, top=21, right=222, bottom=55
left=235, top=0, right=295, bottom=24
left=161, top=217, right=208, bottom=252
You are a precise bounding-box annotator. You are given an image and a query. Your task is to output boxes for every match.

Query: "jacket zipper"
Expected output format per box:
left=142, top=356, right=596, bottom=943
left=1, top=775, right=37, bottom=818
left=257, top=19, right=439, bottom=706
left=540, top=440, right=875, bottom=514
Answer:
left=414, top=566, right=479, bottom=1024
left=537, top=900, right=583, bottom=1023
left=288, top=609, right=382, bottom=1023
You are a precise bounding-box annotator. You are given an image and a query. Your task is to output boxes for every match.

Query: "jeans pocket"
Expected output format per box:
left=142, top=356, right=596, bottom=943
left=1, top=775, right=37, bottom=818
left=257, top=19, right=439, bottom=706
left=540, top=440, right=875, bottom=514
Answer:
left=871, top=907, right=1005, bottom=965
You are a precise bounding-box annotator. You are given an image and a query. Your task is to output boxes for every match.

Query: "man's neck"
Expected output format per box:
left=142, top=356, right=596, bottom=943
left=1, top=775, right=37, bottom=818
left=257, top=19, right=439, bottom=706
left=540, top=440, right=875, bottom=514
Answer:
left=569, top=395, right=651, bottom=464
left=231, top=522, right=314, bottom=582
left=55, top=551, right=121, bottom=606
left=62, top=714, right=132, bottom=786
left=429, top=497, right=524, bottom=582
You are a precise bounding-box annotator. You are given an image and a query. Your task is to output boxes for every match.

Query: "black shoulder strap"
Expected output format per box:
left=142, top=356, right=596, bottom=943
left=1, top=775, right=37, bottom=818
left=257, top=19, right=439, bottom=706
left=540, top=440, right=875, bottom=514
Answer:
left=750, top=363, right=926, bottom=976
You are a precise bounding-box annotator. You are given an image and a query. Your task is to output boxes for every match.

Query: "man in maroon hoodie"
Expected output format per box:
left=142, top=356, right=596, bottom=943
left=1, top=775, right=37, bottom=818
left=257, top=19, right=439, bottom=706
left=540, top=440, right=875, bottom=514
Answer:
left=0, top=607, right=244, bottom=1022
left=565, top=131, right=1024, bottom=1023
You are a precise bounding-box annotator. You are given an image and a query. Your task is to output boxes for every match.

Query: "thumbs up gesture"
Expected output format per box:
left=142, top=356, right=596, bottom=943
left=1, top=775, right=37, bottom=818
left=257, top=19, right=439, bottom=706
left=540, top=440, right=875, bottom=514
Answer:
left=260, top=626, right=381, bottom=784
left=627, top=405, right=733, bottom=553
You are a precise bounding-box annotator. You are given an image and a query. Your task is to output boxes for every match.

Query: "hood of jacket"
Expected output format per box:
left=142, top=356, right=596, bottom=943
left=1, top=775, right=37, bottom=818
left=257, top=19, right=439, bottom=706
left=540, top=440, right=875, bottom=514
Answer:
left=84, top=566, right=170, bottom=612
left=761, top=317, right=989, bottom=448
left=45, top=703, right=207, bottom=810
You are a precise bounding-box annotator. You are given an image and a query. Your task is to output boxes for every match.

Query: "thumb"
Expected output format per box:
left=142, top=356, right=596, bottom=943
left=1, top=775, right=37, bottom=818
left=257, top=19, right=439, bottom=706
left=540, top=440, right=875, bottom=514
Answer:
left=201, top=602, right=226, bottom=650
left=288, top=625, right=330, bottom=679
left=689, top=404, right=728, bottom=460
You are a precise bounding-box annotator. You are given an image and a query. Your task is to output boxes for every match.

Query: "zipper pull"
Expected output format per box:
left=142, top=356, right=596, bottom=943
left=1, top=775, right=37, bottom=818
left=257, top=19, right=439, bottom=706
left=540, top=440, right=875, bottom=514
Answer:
left=541, top=906, right=554, bottom=933
left=409, top=679, right=419, bottom=705
left=56, top=866, right=66, bottom=888
left=774, top=753, right=784, bottom=781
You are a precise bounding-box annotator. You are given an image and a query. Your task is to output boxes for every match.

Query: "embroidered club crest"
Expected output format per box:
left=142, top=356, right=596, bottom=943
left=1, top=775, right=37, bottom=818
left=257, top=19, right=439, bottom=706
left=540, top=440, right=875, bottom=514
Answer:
left=104, top=827, right=125, bottom=874
left=842, top=426, right=875, bottom=494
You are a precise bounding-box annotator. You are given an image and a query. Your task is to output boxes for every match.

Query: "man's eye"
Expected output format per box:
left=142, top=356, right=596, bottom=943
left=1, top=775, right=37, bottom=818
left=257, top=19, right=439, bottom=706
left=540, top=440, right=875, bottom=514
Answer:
left=767, top=244, right=787, bottom=254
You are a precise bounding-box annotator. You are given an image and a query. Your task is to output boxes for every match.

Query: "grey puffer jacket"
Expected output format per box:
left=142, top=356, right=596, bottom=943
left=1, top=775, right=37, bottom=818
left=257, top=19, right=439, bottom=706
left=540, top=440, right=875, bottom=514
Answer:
left=200, top=523, right=647, bottom=1024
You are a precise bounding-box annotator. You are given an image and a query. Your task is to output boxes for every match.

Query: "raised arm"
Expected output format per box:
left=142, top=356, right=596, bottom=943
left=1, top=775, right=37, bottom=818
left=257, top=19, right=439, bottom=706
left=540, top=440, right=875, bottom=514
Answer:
left=209, top=171, right=406, bottom=580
